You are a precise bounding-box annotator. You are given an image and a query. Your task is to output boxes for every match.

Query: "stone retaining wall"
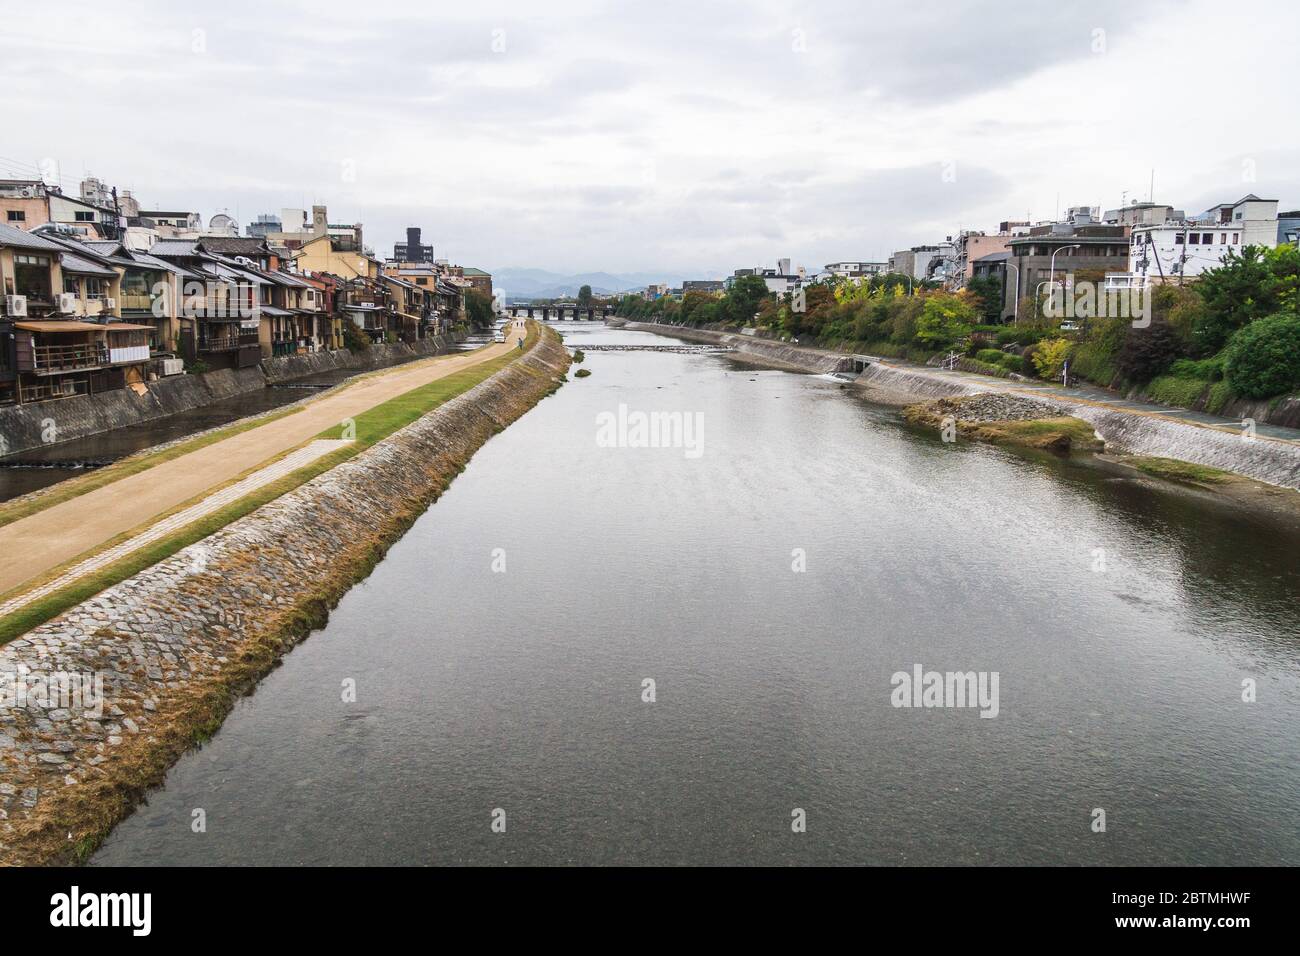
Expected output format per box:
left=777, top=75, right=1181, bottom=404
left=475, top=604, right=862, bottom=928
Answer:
left=0, top=326, right=569, bottom=865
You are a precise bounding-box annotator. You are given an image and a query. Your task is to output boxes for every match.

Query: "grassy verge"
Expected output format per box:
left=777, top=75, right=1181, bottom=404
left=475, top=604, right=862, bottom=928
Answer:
left=0, top=406, right=304, bottom=530
left=903, top=403, right=1103, bottom=452
left=0, top=328, right=538, bottom=646
left=1126, top=456, right=1235, bottom=485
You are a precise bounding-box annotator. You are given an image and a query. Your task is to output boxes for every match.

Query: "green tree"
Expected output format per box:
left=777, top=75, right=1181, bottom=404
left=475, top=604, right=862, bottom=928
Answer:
left=724, top=275, right=771, bottom=327
left=1116, top=320, right=1183, bottom=383
left=464, top=288, right=495, bottom=329
left=1193, top=245, right=1300, bottom=352
left=966, top=275, right=1005, bottom=324
left=914, top=294, right=975, bottom=350
left=577, top=284, right=593, bottom=308
left=1224, top=313, right=1300, bottom=399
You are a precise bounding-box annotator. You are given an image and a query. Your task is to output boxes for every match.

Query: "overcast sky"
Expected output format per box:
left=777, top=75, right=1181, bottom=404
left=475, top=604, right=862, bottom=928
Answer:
left=3, top=0, right=1298, bottom=279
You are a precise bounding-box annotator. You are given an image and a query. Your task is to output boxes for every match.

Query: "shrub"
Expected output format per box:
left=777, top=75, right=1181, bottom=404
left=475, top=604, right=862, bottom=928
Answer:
left=1145, top=374, right=1209, bottom=408
left=996, top=354, right=1026, bottom=374
left=1224, top=313, right=1300, bottom=399
left=996, top=327, right=1046, bottom=347
left=1167, top=354, right=1225, bottom=381
left=1115, top=320, right=1182, bottom=383
left=1032, top=338, right=1072, bottom=380
left=975, top=348, right=1006, bottom=365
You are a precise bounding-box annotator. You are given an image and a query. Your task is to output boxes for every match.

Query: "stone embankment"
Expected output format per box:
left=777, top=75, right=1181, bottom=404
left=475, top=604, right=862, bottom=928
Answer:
left=0, top=332, right=466, bottom=458
left=614, top=319, right=1300, bottom=490
left=0, top=326, right=568, bottom=865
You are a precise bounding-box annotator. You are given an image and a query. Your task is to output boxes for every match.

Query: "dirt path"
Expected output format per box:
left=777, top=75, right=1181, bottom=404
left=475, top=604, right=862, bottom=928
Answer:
left=0, top=339, right=514, bottom=596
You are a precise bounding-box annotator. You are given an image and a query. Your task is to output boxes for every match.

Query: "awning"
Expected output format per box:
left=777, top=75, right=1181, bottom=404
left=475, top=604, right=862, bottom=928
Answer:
left=14, top=320, right=157, bottom=333
left=258, top=305, right=293, bottom=317
left=14, top=320, right=112, bottom=332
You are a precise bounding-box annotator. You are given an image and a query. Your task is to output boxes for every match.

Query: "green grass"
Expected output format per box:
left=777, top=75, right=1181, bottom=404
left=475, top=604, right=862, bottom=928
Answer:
left=0, top=328, right=539, bottom=646
left=1145, top=374, right=1211, bottom=408
left=1128, top=456, right=1234, bottom=485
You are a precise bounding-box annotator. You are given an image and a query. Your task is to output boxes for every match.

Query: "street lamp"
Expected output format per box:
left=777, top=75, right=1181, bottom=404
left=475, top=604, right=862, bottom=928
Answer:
left=1048, top=245, right=1079, bottom=316
left=1005, top=261, right=1020, bottom=325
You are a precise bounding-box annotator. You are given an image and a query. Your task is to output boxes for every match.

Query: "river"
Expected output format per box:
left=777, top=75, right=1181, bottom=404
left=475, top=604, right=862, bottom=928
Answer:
left=91, top=322, right=1300, bottom=865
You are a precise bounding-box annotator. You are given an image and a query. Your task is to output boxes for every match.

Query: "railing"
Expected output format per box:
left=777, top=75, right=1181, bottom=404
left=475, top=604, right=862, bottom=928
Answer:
left=33, top=343, right=108, bottom=373
left=18, top=376, right=89, bottom=403
left=119, top=293, right=155, bottom=311
left=199, top=331, right=260, bottom=353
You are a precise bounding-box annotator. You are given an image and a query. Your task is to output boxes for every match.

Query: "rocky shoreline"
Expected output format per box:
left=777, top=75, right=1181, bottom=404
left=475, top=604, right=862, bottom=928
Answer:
left=0, top=326, right=569, bottom=865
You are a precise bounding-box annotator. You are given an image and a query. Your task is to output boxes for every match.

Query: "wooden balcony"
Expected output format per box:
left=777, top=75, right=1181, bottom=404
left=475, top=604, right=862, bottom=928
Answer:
left=32, top=342, right=109, bottom=374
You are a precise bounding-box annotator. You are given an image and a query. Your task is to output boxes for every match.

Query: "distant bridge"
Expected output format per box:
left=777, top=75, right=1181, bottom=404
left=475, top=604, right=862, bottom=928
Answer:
left=504, top=304, right=615, bottom=321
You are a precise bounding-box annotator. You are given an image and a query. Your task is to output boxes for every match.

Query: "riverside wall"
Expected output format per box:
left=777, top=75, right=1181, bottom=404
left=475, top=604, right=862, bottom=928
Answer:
left=0, top=331, right=467, bottom=458
left=0, top=326, right=569, bottom=865
left=616, top=320, right=1300, bottom=490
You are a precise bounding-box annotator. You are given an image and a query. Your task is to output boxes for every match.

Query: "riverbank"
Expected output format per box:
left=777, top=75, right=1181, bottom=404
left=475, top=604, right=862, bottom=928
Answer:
left=613, top=320, right=1300, bottom=492
left=0, top=332, right=467, bottom=461
left=0, top=325, right=569, bottom=866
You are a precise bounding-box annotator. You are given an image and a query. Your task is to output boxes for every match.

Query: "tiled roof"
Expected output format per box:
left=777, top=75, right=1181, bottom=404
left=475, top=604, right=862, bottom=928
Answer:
left=0, top=221, right=66, bottom=252
left=149, top=239, right=201, bottom=257
left=60, top=252, right=118, bottom=277
left=198, top=237, right=270, bottom=256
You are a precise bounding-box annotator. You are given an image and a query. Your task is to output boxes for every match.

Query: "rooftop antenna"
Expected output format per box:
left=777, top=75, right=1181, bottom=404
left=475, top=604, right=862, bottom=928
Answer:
left=1149, top=169, right=1155, bottom=203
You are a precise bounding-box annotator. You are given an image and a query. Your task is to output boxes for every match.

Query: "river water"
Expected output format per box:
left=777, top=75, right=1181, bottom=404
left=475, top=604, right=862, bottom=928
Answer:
left=92, top=322, right=1300, bottom=866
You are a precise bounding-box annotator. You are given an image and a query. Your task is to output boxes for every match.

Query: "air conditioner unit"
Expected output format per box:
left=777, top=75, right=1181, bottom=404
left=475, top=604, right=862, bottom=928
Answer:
left=5, top=294, right=27, bottom=317
left=160, top=357, right=185, bottom=376
left=103, top=297, right=116, bottom=310
left=19, top=187, right=33, bottom=198
left=57, top=292, right=79, bottom=313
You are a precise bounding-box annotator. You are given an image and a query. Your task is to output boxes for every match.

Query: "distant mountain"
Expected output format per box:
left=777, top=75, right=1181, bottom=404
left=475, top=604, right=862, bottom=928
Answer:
left=489, top=267, right=716, bottom=301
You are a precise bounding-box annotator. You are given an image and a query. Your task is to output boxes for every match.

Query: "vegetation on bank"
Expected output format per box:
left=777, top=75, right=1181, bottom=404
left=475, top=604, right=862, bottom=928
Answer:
left=902, top=401, right=1103, bottom=453
left=0, top=326, right=541, bottom=647
left=616, top=245, right=1300, bottom=414
left=1125, top=456, right=1235, bottom=485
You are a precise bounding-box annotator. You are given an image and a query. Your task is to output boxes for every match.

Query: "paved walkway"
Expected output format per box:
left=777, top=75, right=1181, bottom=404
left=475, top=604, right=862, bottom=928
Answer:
left=0, top=439, right=352, bottom=617
left=0, top=338, right=514, bottom=598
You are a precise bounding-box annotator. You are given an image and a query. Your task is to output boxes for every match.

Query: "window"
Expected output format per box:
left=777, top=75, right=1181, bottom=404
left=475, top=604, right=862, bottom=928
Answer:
left=1202, top=233, right=1213, bottom=244
left=1220, top=234, right=1227, bottom=244
left=1175, top=233, right=1184, bottom=244
left=6, top=210, right=24, bottom=222
left=64, top=276, right=80, bottom=295
left=74, top=211, right=95, bottom=222
left=1188, top=233, right=1199, bottom=244
left=1232, top=233, right=1240, bottom=244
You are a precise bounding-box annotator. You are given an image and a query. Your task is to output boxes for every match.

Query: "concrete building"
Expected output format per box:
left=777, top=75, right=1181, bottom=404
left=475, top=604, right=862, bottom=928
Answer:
left=393, top=227, right=434, bottom=264
left=824, top=261, right=887, bottom=279
left=887, top=245, right=941, bottom=280
left=1003, top=207, right=1130, bottom=319
left=1123, top=194, right=1280, bottom=286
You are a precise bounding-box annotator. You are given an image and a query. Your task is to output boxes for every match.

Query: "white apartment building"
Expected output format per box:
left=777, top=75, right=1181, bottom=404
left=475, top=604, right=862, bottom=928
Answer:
left=1125, top=194, right=1278, bottom=284
left=825, top=261, right=888, bottom=278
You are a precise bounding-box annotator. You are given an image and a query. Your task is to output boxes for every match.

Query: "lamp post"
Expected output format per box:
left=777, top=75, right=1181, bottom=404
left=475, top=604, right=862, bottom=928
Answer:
left=1048, top=244, right=1079, bottom=316
left=1005, top=261, right=1020, bottom=325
